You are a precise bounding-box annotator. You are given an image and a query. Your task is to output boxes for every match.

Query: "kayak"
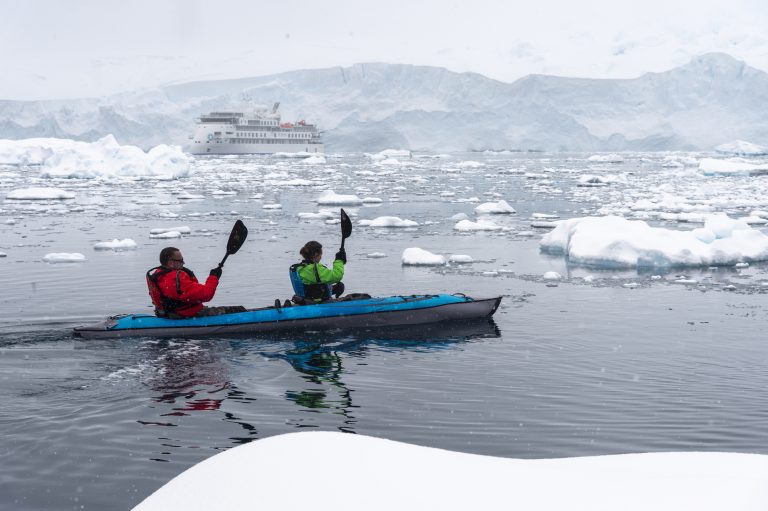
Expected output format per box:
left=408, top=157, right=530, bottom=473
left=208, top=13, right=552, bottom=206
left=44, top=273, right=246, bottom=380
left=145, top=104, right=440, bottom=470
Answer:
left=73, top=294, right=502, bottom=339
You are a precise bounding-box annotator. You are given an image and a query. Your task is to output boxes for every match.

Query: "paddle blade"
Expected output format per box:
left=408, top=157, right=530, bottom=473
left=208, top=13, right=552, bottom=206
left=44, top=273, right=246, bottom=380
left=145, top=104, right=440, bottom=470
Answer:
left=340, top=209, right=352, bottom=239
left=227, top=220, right=248, bottom=255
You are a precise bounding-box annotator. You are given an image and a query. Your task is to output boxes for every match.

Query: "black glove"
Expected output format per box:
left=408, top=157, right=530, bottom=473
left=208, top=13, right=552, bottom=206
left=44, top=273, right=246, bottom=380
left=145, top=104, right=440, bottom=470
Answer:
left=335, top=249, right=347, bottom=264
left=209, top=267, right=222, bottom=279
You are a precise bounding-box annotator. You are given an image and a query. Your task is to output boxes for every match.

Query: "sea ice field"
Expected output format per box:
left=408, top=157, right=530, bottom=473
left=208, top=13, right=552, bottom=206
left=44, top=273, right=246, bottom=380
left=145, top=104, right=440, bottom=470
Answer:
left=2, top=141, right=768, bottom=509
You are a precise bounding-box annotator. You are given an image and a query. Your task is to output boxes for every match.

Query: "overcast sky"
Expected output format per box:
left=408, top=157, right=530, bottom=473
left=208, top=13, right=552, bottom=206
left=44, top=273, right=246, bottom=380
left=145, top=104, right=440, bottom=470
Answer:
left=2, top=0, right=767, bottom=100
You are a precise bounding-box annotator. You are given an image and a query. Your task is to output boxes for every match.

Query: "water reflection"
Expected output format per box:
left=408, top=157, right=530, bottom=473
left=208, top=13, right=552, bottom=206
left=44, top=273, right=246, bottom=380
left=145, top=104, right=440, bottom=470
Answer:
left=264, top=319, right=501, bottom=433
left=137, top=319, right=500, bottom=452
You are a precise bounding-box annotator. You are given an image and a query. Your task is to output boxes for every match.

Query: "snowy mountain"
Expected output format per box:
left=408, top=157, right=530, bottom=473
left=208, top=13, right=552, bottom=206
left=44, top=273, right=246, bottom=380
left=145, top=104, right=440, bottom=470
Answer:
left=0, top=53, right=766, bottom=152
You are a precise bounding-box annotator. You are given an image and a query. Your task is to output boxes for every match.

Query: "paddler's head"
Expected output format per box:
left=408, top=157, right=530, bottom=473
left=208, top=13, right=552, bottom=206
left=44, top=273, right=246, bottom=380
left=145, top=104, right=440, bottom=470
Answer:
left=300, top=241, right=323, bottom=263
left=160, top=246, right=184, bottom=269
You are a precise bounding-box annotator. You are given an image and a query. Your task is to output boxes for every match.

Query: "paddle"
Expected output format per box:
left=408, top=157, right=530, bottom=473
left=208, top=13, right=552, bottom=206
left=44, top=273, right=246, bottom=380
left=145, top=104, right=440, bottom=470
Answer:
left=340, top=208, right=352, bottom=250
left=218, top=219, right=248, bottom=268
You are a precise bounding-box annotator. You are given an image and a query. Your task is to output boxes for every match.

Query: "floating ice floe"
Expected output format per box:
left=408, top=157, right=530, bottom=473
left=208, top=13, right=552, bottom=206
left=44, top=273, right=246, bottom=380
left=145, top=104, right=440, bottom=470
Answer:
left=150, top=231, right=182, bottom=239
left=177, top=192, right=205, bottom=200
left=456, top=160, right=484, bottom=168
left=449, top=254, right=474, bottom=263
left=714, top=140, right=768, bottom=156
left=543, top=271, right=562, bottom=280
left=402, top=247, right=446, bottom=266
left=475, top=200, right=516, bottom=215
left=298, top=210, right=336, bottom=220
left=454, top=218, right=503, bottom=231
left=134, top=431, right=768, bottom=511
left=698, top=158, right=768, bottom=175
left=316, top=190, right=363, bottom=205
left=211, top=190, right=237, bottom=196
left=367, top=149, right=411, bottom=161
left=150, top=226, right=191, bottom=235
left=93, top=239, right=138, bottom=251
left=263, top=204, right=283, bottom=210
left=587, top=153, right=623, bottom=163
left=361, top=197, right=383, bottom=204
left=302, top=155, right=326, bottom=164
left=279, top=179, right=314, bottom=186
left=5, top=187, right=75, bottom=200
left=359, top=216, right=418, bottom=228
left=366, top=252, right=387, bottom=258
left=540, top=215, right=768, bottom=268
left=0, top=251, right=7, bottom=257
left=450, top=213, right=469, bottom=221
left=43, top=252, right=86, bottom=263
left=577, top=175, right=610, bottom=186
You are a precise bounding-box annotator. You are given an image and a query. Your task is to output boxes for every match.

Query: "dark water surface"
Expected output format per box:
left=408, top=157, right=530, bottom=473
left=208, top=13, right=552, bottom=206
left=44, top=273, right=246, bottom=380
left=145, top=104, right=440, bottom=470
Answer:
left=2, top=152, right=768, bottom=510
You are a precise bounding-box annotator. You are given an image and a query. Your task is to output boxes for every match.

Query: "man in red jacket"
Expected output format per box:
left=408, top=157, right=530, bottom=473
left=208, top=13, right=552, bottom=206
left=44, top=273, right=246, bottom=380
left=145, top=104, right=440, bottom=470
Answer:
left=146, top=246, right=245, bottom=318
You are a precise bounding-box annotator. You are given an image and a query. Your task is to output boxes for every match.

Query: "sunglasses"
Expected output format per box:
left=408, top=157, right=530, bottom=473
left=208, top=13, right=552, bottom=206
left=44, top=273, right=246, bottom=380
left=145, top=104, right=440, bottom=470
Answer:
left=170, top=258, right=185, bottom=264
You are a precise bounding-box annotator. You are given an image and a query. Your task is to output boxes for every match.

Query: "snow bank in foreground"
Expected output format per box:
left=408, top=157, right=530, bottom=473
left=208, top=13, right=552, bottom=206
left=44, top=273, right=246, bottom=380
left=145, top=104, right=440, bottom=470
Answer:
left=715, top=140, right=768, bottom=156
left=43, top=253, right=86, bottom=263
left=5, top=187, right=75, bottom=200
left=134, top=432, right=768, bottom=511
left=540, top=215, right=768, bottom=268
left=0, top=135, right=191, bottom=179
left=316, top=190, right=362, bottom=205
left=402, top=247, right=446, bottom=266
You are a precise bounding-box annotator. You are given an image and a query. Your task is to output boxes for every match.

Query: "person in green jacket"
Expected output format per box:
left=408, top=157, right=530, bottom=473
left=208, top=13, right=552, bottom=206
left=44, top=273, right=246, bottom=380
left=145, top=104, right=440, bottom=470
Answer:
left=291, top=240, right=346, bottom=303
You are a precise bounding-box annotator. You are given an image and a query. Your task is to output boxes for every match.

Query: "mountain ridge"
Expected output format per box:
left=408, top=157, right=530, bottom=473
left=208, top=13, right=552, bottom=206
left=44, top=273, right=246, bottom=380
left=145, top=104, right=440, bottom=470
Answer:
left=0, top=53, right=765, bottom=152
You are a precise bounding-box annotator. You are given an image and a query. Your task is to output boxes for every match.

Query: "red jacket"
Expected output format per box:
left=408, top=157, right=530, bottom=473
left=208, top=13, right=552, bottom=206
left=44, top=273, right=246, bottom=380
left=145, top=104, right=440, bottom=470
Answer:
left=149, top=267, right=219, bottom=317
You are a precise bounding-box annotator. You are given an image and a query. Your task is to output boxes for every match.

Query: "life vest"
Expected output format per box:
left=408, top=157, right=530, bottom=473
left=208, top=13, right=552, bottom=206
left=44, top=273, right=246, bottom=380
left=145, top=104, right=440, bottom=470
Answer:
left=289, top=262, right=332, bottom=301
left=146, top=266, right=197, bottom=317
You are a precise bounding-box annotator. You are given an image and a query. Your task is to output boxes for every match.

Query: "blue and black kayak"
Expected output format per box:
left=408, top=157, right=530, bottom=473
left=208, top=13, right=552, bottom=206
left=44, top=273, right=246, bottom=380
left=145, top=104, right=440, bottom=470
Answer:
left=73, top=294, right=502, bottom=339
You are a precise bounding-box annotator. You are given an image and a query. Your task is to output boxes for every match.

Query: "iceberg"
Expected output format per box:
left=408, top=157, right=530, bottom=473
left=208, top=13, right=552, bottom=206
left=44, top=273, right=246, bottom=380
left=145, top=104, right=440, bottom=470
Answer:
left=540, top=215, right=768, bottom=268
left=698, top=158, right=768, bottom=175
left=0, top=135, right=191, bottom=179
left=714, top=140, right=768, bottom=156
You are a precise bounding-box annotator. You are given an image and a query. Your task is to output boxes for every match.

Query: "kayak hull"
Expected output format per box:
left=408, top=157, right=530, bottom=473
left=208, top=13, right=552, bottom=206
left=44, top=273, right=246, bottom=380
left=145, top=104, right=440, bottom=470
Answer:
left=73, top=294, right=502, bottom=339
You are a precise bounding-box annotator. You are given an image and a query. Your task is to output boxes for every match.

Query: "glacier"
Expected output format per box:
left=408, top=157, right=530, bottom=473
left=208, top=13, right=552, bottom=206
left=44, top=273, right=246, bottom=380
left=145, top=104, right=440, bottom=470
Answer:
left=0, top=53, right=766, bottom=152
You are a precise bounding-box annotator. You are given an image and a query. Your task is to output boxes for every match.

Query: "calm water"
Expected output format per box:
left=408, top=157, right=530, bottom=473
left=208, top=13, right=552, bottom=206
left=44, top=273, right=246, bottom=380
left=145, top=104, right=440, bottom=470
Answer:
left=2, top=152, right=768, bottom=510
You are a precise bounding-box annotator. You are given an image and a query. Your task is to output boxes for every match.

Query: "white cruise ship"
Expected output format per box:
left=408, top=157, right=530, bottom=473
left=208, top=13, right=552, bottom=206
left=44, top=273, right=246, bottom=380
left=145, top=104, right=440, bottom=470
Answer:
left=189, top=103, right=323, bottom=155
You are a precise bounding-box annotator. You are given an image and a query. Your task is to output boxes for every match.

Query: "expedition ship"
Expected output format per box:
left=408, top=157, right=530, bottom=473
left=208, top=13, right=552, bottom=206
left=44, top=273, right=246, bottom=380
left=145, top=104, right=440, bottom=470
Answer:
left=189, top=102, right=323, bottom=155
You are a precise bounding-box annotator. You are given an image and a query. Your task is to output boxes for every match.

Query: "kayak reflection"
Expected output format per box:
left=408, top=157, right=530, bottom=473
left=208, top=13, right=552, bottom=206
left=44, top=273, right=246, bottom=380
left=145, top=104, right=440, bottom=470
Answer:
left=263, top=318, right=501, bottom=432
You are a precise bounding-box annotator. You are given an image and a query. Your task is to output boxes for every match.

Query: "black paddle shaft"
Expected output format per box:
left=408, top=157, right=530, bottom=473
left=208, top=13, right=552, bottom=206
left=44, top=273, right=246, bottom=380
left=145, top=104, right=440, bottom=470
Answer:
left=218, top=220, right=248, bottom=268
left=340, top=209, right=352, bottom=250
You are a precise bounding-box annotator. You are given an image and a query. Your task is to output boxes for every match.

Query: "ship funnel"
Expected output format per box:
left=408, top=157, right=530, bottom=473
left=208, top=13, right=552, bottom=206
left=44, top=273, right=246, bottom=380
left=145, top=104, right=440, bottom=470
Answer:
left=272, top=102, right=280, bottom=113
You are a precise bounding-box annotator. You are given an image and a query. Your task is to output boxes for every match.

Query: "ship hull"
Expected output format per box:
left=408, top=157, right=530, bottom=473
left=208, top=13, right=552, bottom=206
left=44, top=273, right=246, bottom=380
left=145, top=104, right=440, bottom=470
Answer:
left=190, top=141, right=324, bottom=155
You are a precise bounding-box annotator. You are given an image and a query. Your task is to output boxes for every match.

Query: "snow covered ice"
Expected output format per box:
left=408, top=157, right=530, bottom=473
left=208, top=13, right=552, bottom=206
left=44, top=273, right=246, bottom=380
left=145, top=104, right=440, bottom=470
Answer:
left=135, top=432, right=768, bottom=511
